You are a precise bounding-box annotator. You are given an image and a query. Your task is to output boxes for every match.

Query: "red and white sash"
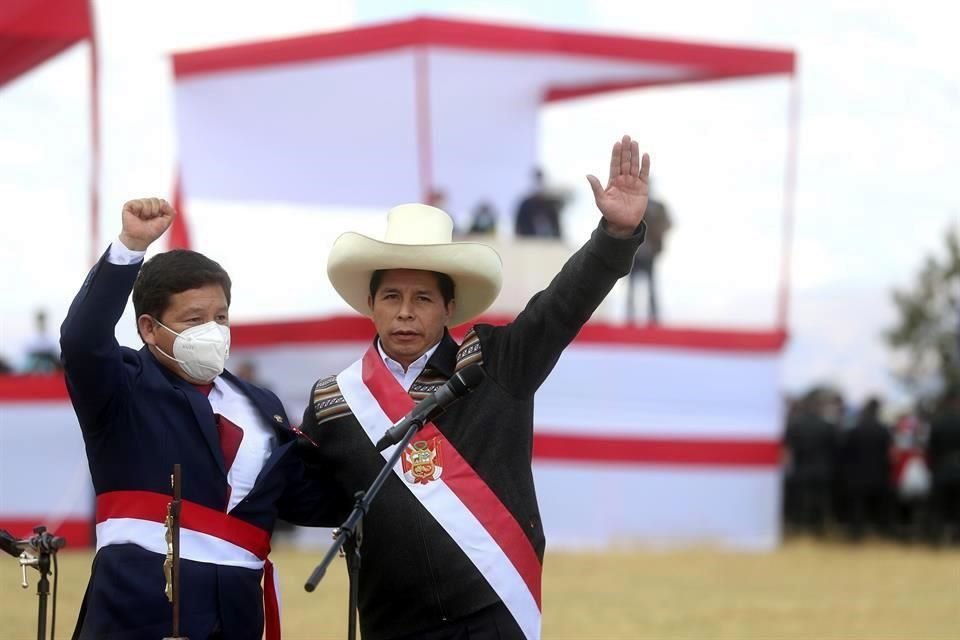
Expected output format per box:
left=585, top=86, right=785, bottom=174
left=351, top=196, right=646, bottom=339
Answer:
left=96, top=490, right=282, bottom=640
left=337, top=346, right=542, bottom=640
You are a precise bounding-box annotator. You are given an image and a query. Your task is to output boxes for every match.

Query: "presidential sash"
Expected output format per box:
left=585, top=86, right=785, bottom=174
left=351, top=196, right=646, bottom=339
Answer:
left=337, top=345, right=542, bottom=640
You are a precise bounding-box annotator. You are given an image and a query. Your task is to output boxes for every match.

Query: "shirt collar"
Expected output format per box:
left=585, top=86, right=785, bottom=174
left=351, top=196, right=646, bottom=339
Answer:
left=377, top=339, right=442, bottom=374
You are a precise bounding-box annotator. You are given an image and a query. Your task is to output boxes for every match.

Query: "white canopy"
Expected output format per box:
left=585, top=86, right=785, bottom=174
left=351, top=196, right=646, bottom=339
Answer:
left=172, top=16, right=795, bottom=225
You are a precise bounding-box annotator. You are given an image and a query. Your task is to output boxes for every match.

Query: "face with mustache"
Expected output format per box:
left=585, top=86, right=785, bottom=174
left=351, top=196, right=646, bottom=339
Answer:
left=369, top=269, right=455, bottom=370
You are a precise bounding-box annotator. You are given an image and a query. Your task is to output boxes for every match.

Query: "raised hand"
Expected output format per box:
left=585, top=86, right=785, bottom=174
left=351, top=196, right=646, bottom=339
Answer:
left=586, top=135, right=651, bottom=237
left=119, top=198, right=176, bottom=251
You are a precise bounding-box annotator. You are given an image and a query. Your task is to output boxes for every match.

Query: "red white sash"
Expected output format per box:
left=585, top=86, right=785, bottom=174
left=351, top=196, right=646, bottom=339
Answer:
left=95, top=490, right=282, bottom=640
left=337, top=346, right=542, bottom=640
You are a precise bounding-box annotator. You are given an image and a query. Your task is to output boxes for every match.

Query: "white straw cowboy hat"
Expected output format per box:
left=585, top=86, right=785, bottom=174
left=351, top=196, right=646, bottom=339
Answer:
left=327, top=204, right=503, bottom=328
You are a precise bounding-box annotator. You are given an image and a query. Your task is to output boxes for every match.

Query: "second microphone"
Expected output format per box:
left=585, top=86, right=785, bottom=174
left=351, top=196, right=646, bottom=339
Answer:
left=375, top=364, right=486, bottom=451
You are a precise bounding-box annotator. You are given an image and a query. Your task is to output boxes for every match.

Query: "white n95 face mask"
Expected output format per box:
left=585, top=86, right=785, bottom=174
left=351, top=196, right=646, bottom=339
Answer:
left=153, top=320, right=231, bottom=382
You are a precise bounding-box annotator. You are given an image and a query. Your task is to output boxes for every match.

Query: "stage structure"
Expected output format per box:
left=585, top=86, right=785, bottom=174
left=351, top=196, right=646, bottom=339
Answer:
left=172, top=17, right=797, bottom=329
left=0, top=16, right=797, bottom=551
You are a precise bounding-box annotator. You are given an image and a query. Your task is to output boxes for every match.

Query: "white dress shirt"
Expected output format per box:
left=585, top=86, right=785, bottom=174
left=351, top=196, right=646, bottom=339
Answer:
left=107, top=238, right=146, bottom=265
left=209, top=376, right=276, bottom=512
left=377, top=339, right=441, bottom=391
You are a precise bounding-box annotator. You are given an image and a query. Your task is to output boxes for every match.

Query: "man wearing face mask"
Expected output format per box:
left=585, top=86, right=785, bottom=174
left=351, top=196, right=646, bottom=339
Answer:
left=60, top=198, right=336, bottom=640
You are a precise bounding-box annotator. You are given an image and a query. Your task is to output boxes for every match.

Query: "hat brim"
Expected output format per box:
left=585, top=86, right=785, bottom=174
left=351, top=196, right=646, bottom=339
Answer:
left=327, top=233, right=503, bottom=328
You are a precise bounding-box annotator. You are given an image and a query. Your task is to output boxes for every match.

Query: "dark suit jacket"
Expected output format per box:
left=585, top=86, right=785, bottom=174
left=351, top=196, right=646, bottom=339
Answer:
left=61, top=249, right=336, bottom=640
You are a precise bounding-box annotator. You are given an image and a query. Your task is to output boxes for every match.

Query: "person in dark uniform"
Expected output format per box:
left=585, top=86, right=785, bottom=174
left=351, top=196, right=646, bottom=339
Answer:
left=840, top=397, right=893, bottom=540
left=784, top=390, right=838, bottom=536
left=298, top=136, right=651, bottom=640
left=62, top=198, right=336, bottom=640
left=626, top=190, right=671, bottom=325
left=514, top=168, right=564, bottom=238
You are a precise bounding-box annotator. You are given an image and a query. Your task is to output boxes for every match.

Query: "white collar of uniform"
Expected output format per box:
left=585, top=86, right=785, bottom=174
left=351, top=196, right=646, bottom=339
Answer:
left=206, top=375, right=244, bottom=410
left=377, top=339, right=441, bottom=389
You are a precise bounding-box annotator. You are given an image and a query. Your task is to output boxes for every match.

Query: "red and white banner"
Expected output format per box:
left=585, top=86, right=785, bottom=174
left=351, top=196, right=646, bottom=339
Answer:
left=0, top=317, right=786, bottom=550
left=231, top=317, right=786, bottom=550
left=0, top=375, right=93, bottom=545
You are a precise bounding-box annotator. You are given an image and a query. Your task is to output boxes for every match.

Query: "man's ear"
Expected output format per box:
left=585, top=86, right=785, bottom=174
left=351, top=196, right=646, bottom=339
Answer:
left=445, top=299, right=456, bottom=321
left=368, top=294, right=375, bottom=312
left=137, top=314, right=158, bottom=346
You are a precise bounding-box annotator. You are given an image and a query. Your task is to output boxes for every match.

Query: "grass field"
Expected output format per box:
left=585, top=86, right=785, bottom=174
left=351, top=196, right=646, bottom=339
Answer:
left=1, top=539, right=957, bottom=639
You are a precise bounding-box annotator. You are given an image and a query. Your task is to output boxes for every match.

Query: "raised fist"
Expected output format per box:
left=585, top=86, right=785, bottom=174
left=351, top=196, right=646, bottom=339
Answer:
left=119, top=198, right=176, bottom=251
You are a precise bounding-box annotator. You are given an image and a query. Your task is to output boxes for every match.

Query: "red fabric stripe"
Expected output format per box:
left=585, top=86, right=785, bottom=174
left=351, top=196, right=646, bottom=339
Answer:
left=0, top=0, right=91, bottom=89
left=230, top=316, right=375, bottom=346
left=95, top=491, right=270, bottom=559
left=0, top=374, right=67, bottom=401
left=167, top=170, right=193, bottom=250
left=414, top=47, right=433, bottom=203
left=228, top=314, right=787, bottom=353
left=0, top=0, right=92, bottom=38
left=217, top=415, right=244, bottom=473
left=173, top=16, right=794, bottom=81
left=534, top=434, right=781, bottom=467
left=0, top=517, right=92, bottom=547
left=361, top=347, right=543, bottom=608
left=263, top=560, right=281, bottom=640
left=544, top=70, right=794, bottom=102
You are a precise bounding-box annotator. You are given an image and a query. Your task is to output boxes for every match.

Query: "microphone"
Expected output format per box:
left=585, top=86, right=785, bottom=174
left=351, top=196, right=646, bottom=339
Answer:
left=29, top=527, right=67, bottom=553
left=375, top=364, right=485, bottom=452
left=0, top=527, right=66, bottom=557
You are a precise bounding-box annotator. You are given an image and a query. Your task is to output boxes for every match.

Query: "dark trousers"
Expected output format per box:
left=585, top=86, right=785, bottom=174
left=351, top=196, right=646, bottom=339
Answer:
left=846, top=485, right=892, bottom=540
left=929, top=480, right=960, bottom=543
left=393, top=601, right=523, bottom=640
left=795, top=476, right=831, bottom=535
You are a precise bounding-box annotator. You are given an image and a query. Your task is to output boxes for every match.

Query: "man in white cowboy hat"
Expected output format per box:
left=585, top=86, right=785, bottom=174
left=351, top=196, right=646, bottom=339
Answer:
left=298, top=135, right=651, bottom=640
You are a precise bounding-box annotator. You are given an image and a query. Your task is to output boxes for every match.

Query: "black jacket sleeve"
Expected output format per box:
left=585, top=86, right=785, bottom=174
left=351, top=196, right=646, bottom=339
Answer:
left=59, top=248, right=142, bottom=436
left=479, top=219, right=645, bottom=398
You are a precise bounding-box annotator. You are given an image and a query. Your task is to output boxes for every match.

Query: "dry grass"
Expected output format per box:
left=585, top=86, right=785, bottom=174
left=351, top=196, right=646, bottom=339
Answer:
left=1, top=539, right=957, bottom=639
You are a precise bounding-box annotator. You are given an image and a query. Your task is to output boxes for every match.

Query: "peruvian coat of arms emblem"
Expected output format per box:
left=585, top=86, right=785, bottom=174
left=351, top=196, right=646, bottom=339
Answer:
left=402, top=438, right=443, bottom=484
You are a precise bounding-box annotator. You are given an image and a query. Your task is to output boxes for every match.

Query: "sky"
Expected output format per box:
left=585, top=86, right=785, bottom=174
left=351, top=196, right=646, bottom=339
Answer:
left=0, top=0, right=957, bottom=407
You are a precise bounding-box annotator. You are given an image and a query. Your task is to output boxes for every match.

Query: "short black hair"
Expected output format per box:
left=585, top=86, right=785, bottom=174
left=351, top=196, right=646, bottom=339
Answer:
left=133, top=249, right=232, bottom=333
left=369, top=269, right=455, bottom=305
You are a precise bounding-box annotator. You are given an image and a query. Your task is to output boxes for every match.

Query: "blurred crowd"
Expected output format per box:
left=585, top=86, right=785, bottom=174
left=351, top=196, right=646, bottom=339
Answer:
left=783, top=386, right=960, bottom=546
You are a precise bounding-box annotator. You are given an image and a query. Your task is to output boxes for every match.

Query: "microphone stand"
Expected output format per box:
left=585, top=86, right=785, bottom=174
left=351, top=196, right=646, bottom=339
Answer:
left=3, top=525, right=66, bottom=640
left=304, top=417, right=425, bottom=640
left=26, top=546, right=51, bottom=640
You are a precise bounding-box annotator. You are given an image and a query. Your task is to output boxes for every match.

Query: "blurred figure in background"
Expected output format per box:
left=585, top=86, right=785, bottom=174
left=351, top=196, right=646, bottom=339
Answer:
left=234, top=359, right=269, bottom=389
left=784, top=389, right=838, bottom=536
left=625, top=186, right=671, bottom=325
left=22, top=309, right=62, bottom=373
left=927, top=386, right=960, bottom=544
left=514, top=167, right=564, bottom=238
left=840, top=397, right=893, bottom=540
left=781, top=394, right=802, bottom=525
left=891, top=410, right=931, bottom=541
left=467, top=201, right=498, bottom=236
left=0, top=354, right=13, bottom=374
